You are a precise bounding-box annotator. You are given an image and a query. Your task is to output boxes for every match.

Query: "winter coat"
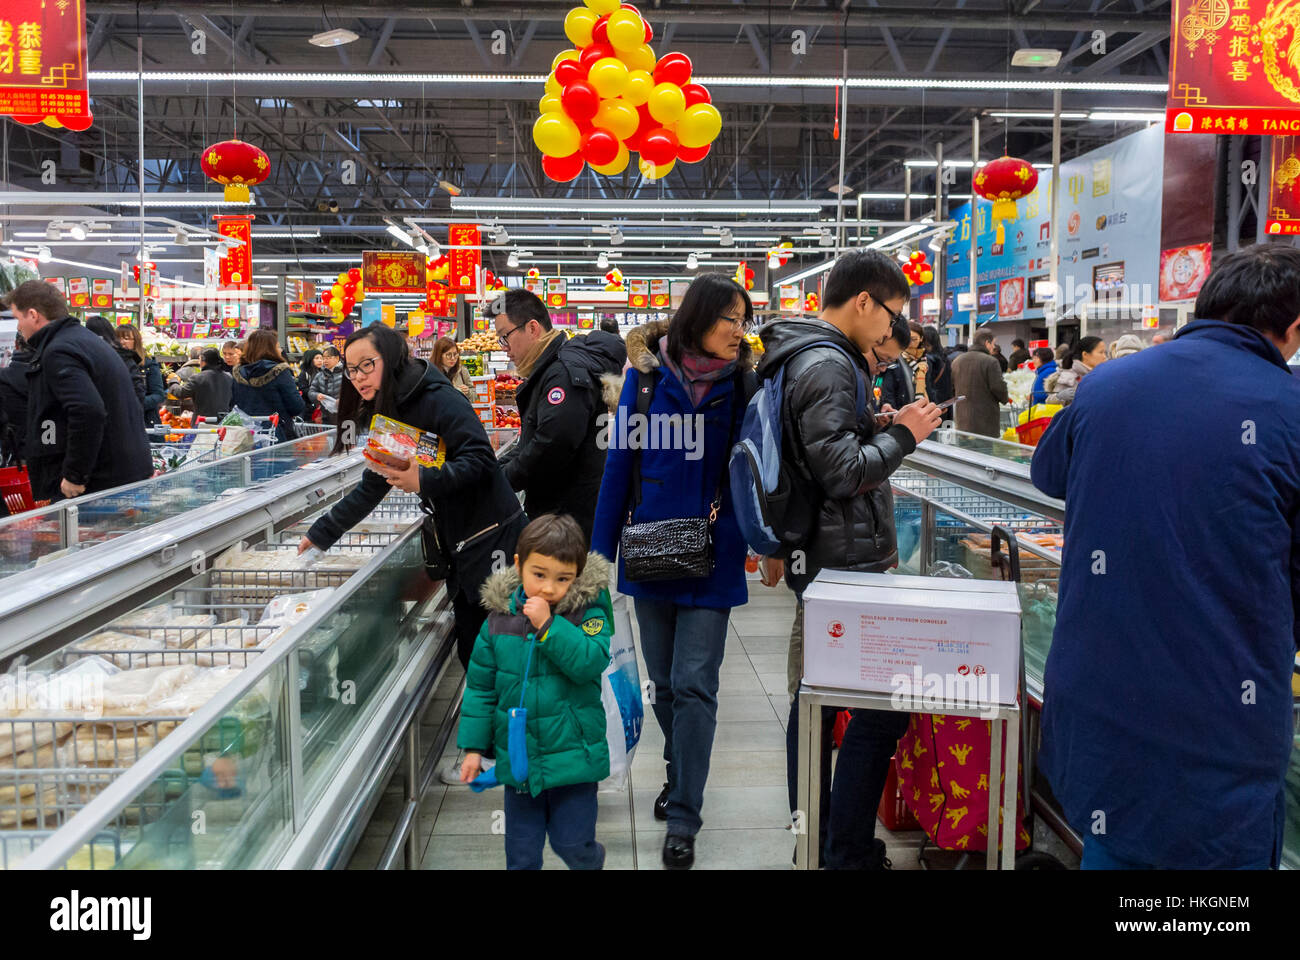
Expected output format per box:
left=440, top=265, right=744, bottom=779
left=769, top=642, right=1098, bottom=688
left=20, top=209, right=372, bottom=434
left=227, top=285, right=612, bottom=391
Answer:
left=950, top=347, right=1009, bottom=437
left=1047, top=359, right=1092, bottom=407
left=1108, top=335, right=1144, bottom=360
left=0, top=349, right=31, bottom=465
left=1031, top=319, right=1300, bottom=868
left=174, top=358, right=203, bottom=385
left=444, top=363, right=475, bottom=401
left=458, top=552, right=613, bottom=795
left=306, top=358, right=525, bottom=600
left=174, top=367, right=233, bottom=420
left=1030, top=359, right=1058, bottom=405
left=295, top=351, right=322, bottom=414
left=22, top=317, right=152, bottom=501
left=231, top=359, right=305, bottom=442
left=755, top=318, right=916, bottom=595
left=1008, top=347, right=1031, bottom=371
left=876, top=359, right=915, bottom=411
left=140, top=355, right=167, bottom=427
left=109, top=343, right=147, bottom=409
left=926, top=350, right=953, bottom=409
left=591, top=321, right=754, bottom=610
left=308, top=366, right=345, bottom=423
left=500, top=329, right=626, bottom=542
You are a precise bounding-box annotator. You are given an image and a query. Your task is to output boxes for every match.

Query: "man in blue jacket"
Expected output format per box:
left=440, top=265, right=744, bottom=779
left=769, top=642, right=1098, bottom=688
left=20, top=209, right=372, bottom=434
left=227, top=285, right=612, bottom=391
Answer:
left=1031, top=244, right=1300, bottom=869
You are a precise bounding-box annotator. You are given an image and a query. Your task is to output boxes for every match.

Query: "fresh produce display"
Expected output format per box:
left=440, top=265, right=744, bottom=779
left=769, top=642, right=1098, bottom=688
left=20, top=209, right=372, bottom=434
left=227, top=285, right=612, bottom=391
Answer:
left=493, top=407, right=522, bottom=429
left=493, top=371, right=523, bottom=406
left=1003, top=368, right=1038, bottom=407
left=460, top=331, right=502, bottom=353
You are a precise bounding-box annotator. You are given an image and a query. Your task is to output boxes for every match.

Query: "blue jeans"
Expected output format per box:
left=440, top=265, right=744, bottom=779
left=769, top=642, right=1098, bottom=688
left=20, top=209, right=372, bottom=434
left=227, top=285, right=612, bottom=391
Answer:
left=503, top=781, right=604, bottom=870
left=633, top=597, right=730, bottom=837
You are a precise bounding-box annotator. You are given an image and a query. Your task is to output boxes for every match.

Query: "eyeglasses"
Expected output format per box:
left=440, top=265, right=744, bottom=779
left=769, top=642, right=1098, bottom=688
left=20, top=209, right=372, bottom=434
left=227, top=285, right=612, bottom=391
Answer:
left=342, top=357, right=378, bottom=380
left=497, top=323, right=527, bottom=348
left=868, top=294, right=907, bottom=326
left=717, top=314, right=754, bottom=332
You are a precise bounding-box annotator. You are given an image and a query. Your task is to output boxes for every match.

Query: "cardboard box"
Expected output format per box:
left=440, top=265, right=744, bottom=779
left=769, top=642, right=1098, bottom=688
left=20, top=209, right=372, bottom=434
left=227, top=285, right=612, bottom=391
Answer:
left=470, top=376, right=495, bottom=404
left=802, top=571, right=1020, bottom=705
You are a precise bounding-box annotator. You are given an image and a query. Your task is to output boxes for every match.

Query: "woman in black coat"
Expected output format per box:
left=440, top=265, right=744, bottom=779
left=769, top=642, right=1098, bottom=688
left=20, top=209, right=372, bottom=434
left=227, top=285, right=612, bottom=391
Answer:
left=85, top=315, right=147, bottom=412
left=230, top=329, right=305, bottom=442
left=296, top=348, right=324, bottom=419
left=117, top=324, right=166, bottom=427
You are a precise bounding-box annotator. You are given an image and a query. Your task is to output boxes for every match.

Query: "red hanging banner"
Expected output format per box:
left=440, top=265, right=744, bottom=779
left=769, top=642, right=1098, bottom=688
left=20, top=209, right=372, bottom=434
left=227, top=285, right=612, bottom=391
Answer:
left=1167, top=0, right=1300, bottom=134
left=213, top=215, right=254, bottom=289
left=0, top=0, right=93, bottom=131
left=1267, top=133, right=1300, bottom=234
left=448, top=224, right=482, bottom=291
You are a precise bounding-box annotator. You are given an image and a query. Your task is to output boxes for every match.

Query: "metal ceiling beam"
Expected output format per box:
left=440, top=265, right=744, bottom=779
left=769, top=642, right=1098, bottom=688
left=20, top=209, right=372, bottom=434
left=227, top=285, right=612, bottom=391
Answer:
left=368, top=17, right=400, bottom=68
left=1077, top=31, right=1167, bottom=77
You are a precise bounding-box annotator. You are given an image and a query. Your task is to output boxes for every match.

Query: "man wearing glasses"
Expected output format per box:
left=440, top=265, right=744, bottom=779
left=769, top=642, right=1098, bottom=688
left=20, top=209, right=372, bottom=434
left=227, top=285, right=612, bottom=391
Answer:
left=491, top=290, right=626, bottom=542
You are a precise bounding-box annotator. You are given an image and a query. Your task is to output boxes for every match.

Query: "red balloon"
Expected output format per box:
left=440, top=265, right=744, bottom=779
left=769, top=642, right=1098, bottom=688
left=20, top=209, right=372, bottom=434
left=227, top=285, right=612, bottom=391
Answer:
left=681, top=83, right=711, bottom=107
left=542, top=152, right=585, bottom=182
left=639, top=127, right=679, bottom=166
left=654, top=52, right=692, bottom=87
left=347, top=267, right=361, bottom=282
left=342, top=298, right=355, bottom=313
left=621, top=2, right=640, bottom=12
left=561, top=79, right=600, bottom=121
left=643, top=18, right=653, bottom=43
left=592, top=16, right=609, bottom=46
left=677, top=143, right=711, bottom=164
left=343, top=281, right=357, bottom=296
left=625, top=102, right=655, bottom=152
left=582, top=127, right=621, bottom=166
left=555, top=59, right=585, bottom=87
left=579, top=42, right=615, bottom=71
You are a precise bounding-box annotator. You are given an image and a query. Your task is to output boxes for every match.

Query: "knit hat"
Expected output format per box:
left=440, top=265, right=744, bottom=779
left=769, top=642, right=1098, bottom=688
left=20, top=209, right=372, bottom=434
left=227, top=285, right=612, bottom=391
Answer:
left=1109, top=334, right=1144, bottom=360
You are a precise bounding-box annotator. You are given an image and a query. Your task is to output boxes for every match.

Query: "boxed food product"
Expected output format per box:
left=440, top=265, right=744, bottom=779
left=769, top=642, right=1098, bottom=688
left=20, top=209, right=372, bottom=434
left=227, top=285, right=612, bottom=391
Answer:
left=363, top=413, right=446, bottom=472
left=802, top=570, right=1020, bottom=705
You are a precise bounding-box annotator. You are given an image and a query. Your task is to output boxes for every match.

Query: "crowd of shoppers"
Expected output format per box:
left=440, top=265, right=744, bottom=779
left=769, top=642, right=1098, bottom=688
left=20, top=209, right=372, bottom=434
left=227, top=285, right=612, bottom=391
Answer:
left=172, top=349, right=233, bottom=419
left=230, top=329, right=304, bottom=442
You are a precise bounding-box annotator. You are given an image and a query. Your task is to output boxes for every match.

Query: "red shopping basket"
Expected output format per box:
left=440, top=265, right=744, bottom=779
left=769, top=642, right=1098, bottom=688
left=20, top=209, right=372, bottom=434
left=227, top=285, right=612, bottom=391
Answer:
left=1014, top=404, right=1056, bottom=447
left=0, top=465, right=35, bottom=513
left=878, top=752, right=922, bottom=832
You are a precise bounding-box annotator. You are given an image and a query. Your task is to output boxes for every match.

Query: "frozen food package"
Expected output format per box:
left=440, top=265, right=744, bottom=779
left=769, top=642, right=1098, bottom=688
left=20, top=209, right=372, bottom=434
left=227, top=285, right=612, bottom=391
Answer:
left=111, top=604, right=175, bottom=628
left=148, top=668, right=242, bottom=717
left=62, top=723, right=168, bottom=768
left=259, top=589, right=333, bottom=629
left=71, top=631, right=166, bottom=670
left=113, top=613, right=218, bottom=649
left=97, top=665, right=198, bottom=717
left=363, top=414, right=446, bottom=472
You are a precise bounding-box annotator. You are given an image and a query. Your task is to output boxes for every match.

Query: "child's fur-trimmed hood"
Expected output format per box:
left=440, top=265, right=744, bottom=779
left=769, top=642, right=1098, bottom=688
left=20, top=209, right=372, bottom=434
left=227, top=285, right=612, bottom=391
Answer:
left=478, top=550, right=611, bottom=615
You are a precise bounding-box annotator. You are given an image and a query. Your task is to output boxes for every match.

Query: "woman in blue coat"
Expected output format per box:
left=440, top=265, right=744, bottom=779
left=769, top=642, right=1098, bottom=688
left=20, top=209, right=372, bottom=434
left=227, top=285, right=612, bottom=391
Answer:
left=1029, top=347, right=1057, bottom=405
left=230, top=329, right=304, bottom=442
left=592, top=274, right=755, bottom=870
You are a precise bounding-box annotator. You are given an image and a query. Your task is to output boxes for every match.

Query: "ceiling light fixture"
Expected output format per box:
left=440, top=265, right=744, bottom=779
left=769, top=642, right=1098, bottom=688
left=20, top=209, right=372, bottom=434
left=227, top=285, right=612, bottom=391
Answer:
left=173, top=227, right=189, bottom=245
left=309, top=28, right=360, bottom=48
left=507, top=251, right=520, bottom=269
left=686, top=252, right=699, bottom=270
left=597, top=252, right=609, bottom=270
left=36, top=246, right=52, bottom=262
left=68, top=222, right=88, bottom=241
left=1011, top=48, right=1062, bottom=68
left=986, top=110, right=1091, bottom=120
left=1087, top=110, right=1165, bottom=123
left=46, top=222, right=62, bottom=241
left=452, top=197, right=825, bottom=216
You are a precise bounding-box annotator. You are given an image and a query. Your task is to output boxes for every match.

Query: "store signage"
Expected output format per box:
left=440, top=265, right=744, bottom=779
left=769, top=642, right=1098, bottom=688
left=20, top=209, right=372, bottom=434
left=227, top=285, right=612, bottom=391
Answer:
left=362, top=298, right=382, bottom=326
left=91, top=278, right=113, bottom=309
left=448, top=223, right=481, bottom=291
left=67, top=277, right=89, bottom=308
left=1166, top=0, right=1300, bottom=133
left=362, top=250, right=423, bottom=294
left=670, top=280, right=690, bottom=310
left=1158, top=243, right=1212, bottom=301
left=524, top=274, right=544, bottom=296
left=998, top=277, right=1025, bottom=320
left=45, top=276, right=66, bottom=297
left=649, top=278, right=670, bottom=309
left=578, top=314, right=595, bottom=330
left=1267, top=134, right=1300, bottom=234
left=214, top=215, right=253, bottom=288
left=0, top=0, right=93, bottom=131
left=546, top=277, right=568, bottom=309
left=407, top=310, right=426, bottom=337
left=426, top=282, right=457, bottom=319
left=778, top=283, right=802, bottom=312
left=628, top=278, right=650, bottom=308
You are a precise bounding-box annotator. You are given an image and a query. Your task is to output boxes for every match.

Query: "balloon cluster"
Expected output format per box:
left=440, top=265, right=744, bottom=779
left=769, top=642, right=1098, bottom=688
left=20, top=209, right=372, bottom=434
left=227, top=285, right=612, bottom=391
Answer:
left=803, top=292, right=820, bottom=313
left=903, top=250, right=934, bottom=287
left=766, top=242, right=793, bottom=268
left=325, top=267, right=367, bottom=320
left=534, top=0, right=724, bottom=182
left=733, top=262, right=755, bottom=291
left=526, top=268, right=541, bottom=280
left=604, top=267, right=626, bottom=291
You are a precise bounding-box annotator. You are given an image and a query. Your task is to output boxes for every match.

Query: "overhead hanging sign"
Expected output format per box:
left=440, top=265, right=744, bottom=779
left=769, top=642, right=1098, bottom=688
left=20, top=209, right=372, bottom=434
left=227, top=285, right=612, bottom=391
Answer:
left=1267, top=134, right=1300, bottom=234
left=523, top=274, right=543, bottom=297
left=67, top=277, right=89, bottom=309
left=213, top=215, right=253, bottom=288
left=649, top=279, right=671, bottom=309
left=363, top=250, right=424, bottom=293
left=448, top=223, right=481, bottom=291
left=0, top=0, right=93, bottom=131
left=1167, top=0, right=1300, bottom=134
left=778, top=283, right=802, bottom=312
left=91, top=278, right=113, bottom=309
left=628, top=278, right=650, bottom=309
left=426, top=282, right=457, bottom=319
left=546, top=277, right=568, bottom=309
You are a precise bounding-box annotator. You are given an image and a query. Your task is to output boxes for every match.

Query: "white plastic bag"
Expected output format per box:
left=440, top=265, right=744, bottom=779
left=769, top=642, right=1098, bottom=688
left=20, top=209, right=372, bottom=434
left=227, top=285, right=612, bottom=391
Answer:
left=599, top=593, right=643, bottom=791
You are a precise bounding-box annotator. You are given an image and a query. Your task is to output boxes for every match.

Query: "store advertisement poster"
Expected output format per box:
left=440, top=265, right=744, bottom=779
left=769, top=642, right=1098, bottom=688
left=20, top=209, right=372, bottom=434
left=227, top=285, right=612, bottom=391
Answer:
left=779, top=283, right=802, bottom=312
left=1166, top=0, right=1300, bottom=134
left=998, top=277, right=1025, bottom=320
left=214, top=215, right=253, bottom=288
left=203, top=246, right=220, bottom=287
left=0, top=0, right=93, bottom=131
left=1158, top=243, right=1212, bottom=301
left=670, top=279, right=690, bottom=310
left=1161, top=132, right=1217, bottom=249
left=67, top=277, right=89, bottom=308
left=362, top=250, right=423, bottom=293
left=362, top=298, right=382, bottom=325
left=523, top=275, right=543, bottom=296
left=448, top=223, right=481, bottom=290
left=546, top=277, right=568, bottom=309
left=91, top=278, right=113, bottom=309
left=628, top=278, right=650, bottom=308
left=46, top=276, right=66, bottom=296
left=407, top=310, right=426, bottom=337
left=650, top=278, right=670, bottom=308
left=1268, top=134, right=1300, bottom=234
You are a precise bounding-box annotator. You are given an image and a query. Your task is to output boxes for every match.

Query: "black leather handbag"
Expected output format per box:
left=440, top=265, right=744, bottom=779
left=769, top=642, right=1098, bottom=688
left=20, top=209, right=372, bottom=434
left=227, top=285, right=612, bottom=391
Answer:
left=419, top=504, right=452, bottom=581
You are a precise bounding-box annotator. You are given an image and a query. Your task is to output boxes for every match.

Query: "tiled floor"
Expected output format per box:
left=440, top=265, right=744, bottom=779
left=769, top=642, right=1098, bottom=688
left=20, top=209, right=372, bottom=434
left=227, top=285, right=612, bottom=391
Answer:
left=348, top=576, right=1077, bottom=871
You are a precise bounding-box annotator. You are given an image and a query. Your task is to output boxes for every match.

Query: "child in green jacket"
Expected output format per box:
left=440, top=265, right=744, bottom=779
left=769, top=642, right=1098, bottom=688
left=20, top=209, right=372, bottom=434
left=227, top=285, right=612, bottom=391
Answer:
left=458, top=513, right=613, bottom=870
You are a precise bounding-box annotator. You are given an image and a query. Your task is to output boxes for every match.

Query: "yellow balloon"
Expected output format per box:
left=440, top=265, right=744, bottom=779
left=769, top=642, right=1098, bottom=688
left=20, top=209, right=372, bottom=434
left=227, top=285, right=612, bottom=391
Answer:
left=337, top=272, right=348, bottom=285
left=545, top=73, right=562, bottom=97
left=551, top=48, right=581, bottom=71
left=564, top=7, right=597, bottom=47
left=540, top=93, right=564, bottom=115
left=638, top=157, right=676, bottom=181
left=619, top=43, right=657, bottom=74
left=591, top=141, right=631, bottom=176
left=588, top=57, right=630, bottom=99
left=329, top=296, right=343, bottom=310
left=356, top=287, right=366, bottom=301
left=583, top=0, right=621, bottom=14
left=676, top=103, right=723, bottom=149
left=623, top=69, right=654, bottom=106
left=606, top=9, right=645, bottom=52
left=647, top=82, right=686, bottom=125
left=594, top=98, right=639, bottom=140
left=532, top=111, right=582, bottom=158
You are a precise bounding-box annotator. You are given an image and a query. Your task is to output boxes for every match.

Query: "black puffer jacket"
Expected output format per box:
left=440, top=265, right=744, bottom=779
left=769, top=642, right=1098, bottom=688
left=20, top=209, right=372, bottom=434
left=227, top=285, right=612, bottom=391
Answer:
left=306, top=358, right=525, bottom=598
left=756, top=318, right=917, bottom=594
left=500, top=330, right=626, bottom=541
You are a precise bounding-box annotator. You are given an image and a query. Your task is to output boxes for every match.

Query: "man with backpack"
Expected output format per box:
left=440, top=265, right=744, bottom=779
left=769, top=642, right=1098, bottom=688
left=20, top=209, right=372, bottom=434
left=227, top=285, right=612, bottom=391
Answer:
left=744, top=251, right=942, bottom=868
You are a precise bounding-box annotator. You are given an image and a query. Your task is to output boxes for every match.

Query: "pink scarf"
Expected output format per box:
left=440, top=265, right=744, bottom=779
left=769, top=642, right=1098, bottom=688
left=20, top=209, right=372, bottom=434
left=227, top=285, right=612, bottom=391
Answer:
left=658, top=335, right=736, bottom=407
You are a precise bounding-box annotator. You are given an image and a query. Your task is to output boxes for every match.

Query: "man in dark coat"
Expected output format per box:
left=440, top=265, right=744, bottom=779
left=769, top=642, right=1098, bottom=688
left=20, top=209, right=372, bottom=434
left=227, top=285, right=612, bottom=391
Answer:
left=1007, top=338, right=1031, bottom=371
left=2, top=281, right=151, bottom=501
left=950, top=329, right=1009, bottom=437
left=173, top=349, right=233, bottom=419
left=491, top=289, right=626, bottom=541
left=1032, top=244, right=1300, bottom=869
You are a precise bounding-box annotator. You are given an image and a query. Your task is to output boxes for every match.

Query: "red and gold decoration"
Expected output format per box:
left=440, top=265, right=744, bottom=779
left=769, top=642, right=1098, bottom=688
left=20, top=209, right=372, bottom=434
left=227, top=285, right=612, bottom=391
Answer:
left=325, top=266, right=368, bottom=322
left=1267, top=134, right=1300, bottom=234
left=0, top=0, right=93, bottom=131
left=628, top=277, right=650, bottom=307
left=803, top=292, right=820, bottom=313
left=649, top=278, right=670, bottom=308
left=449, top=223, right=482, bottom=290
left=91, top=278, right=113, bottom=309
left=733, top=261, right=755, bottom=291
left=535, top=1, right=723, bottom=182
left=1167, top=0, right=1300, bottom=134
left=604, top=267, right=626, bottom=291
left=213, top=215, right=254, bottom=288
left=972, top=156, right=1039, bottom=245
left=767, top=242, right=794, bottom=268
left=363, top=250, right=425, bottom=294
left=902, top=250, right=934, bottom=287
left=200, top=139, right=270, bottom=202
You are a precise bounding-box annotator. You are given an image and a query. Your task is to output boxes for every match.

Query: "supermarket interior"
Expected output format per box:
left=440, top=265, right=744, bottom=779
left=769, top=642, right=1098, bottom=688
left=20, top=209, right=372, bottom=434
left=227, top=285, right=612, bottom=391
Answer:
left=0, top=0, right=1297, bottom=891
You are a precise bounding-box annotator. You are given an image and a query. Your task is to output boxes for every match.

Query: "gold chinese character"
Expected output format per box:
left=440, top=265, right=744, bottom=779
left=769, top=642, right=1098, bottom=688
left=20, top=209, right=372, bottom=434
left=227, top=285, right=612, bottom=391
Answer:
left=1240, top=116, right=1250, bottom=130
left=1230, top=59, right=1252, bottom=81
left=1215, top=117, right=1225, bottom=129
left=1227, top=116, right=1237, bottom=130
left=16, top=21, right=40, bottom=47
left=0, top=47, right=11, bottom=74
left=1230, top=14, right=1251, bottom=31
left=1233, top=0, right=1250, bottom=8
left=1229, top=35, right=1249, bottom=56
left=1092, top=158, right=1112, bottom=198
left=0, top=21, right=11, bottom=45
left=18, top=47, right=38, bottom=75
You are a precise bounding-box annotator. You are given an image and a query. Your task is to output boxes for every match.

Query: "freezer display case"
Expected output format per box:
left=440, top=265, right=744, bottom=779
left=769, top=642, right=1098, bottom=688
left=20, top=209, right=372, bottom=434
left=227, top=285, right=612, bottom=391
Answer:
left=895, top=427, right=1300, bottom=868
left=0, top=428, right=518, bottom=870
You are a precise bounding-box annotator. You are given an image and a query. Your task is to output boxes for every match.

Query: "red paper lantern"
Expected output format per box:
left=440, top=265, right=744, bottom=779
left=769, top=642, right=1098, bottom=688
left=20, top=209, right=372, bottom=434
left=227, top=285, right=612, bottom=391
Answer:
left=200, top=138, right=271, bottom=202
left=973, top=155, right=1039, bottom=245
